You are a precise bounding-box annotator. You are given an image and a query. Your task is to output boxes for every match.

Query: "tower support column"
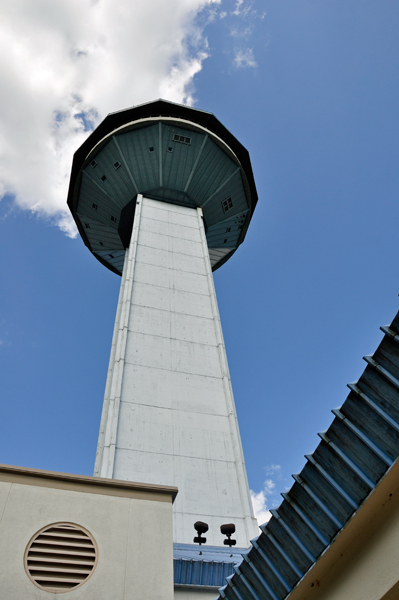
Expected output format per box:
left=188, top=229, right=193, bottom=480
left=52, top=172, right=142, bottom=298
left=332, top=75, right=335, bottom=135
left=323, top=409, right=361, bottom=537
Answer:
left=95, top=195, right=258, bottom=546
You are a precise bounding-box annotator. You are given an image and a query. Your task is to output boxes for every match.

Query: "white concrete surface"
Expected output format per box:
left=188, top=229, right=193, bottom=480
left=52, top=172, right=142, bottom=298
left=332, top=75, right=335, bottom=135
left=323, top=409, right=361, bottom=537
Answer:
left=174, top=590, right=218, bottom=600
left=0, top=474, right=174, bottom=600
left=95, top=196, right=258, bottom=546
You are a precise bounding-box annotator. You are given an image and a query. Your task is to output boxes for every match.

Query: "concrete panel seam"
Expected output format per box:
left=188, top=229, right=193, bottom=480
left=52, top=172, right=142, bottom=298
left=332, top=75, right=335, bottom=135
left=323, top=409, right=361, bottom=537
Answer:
left=114, top=447, right=239, bottom=463
left=98, top=196, right=143, bottom=478
left=0, top=483, right=12, bottom=530
left=196, top=207, right=257, bottom=538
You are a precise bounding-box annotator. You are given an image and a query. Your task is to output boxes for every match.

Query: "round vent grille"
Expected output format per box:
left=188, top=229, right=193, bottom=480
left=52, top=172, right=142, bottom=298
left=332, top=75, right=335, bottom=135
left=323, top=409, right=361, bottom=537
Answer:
left=24, top=523, right=98, bottom=593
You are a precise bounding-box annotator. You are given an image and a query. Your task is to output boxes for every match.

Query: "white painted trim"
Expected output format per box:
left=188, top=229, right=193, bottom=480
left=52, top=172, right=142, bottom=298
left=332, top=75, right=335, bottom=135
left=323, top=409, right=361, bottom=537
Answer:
left=95, top=195, right=144, bottom=478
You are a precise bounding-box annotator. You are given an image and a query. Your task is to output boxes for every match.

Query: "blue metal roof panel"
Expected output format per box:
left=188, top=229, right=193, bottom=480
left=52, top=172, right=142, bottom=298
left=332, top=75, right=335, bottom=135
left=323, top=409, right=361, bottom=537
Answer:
left=174, top=559, right=235, bottom=587
left=173, top=543, right=248, bottom=588
left=218, top=310, right=399, bottom=599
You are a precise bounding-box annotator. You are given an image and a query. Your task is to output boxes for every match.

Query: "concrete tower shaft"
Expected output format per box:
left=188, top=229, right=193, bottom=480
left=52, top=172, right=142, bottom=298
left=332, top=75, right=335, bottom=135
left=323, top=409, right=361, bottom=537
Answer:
left=94, top=195, right=258, bottom=545
left=67, top=100, right=259, bottom=547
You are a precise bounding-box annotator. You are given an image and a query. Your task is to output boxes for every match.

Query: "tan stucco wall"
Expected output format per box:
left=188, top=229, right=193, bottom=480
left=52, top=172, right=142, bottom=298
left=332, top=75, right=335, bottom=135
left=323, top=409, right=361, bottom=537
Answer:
left=287, top=459, right=399, bottom=600
left=307, top=496, right=399, bottom=600
left=0, top=475, right=174, bottom=599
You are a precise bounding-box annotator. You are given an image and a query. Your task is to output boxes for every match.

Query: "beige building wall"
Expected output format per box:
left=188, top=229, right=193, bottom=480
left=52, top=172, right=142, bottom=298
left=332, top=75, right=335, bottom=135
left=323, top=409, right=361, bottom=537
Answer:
left=287, top=458, right=399, bottom=600
left=0, top=465, right=176, bottom=600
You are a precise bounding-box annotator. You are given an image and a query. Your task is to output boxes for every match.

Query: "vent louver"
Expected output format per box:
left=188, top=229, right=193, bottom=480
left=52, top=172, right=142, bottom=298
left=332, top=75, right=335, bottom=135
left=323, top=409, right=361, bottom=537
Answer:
left=24, top=523, right=98, bottom=593
left=173, top=133, right=191, bottom=145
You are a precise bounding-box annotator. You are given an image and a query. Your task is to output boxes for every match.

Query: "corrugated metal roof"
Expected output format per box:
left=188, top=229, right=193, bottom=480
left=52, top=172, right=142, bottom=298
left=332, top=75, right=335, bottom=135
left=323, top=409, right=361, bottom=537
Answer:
left=174, top=543, right=248, bottom=589
left=218, top=310, right=399, bottom=600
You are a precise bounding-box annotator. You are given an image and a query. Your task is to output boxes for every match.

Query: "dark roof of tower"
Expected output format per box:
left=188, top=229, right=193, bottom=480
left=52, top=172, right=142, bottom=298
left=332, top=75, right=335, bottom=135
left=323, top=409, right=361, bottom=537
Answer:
left=67, top=99, right=258, bottom=274
left=218, top=310, right=399, bottom=600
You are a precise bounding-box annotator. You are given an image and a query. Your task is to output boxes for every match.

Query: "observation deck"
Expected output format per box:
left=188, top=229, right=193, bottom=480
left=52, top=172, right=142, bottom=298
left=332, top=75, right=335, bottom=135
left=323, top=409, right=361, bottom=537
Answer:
left=67, top=99, right=258, bottom=274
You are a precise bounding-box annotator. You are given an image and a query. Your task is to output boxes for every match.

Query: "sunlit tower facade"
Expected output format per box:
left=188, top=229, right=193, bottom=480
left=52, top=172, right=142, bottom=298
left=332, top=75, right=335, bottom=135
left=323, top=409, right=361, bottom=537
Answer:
left=67, top=100, right=259, bottom=547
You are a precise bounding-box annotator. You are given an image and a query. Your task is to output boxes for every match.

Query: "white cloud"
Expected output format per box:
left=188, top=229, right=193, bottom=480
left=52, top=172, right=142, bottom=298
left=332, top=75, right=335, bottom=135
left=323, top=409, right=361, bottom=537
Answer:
left=265, top=464, right=281, bottom=475
left=251, top=466, right=282, bottom=528
left=0, top=0, right=219, bottom=236
left=227, top=0, right=265, bottom=69
left=0, top=320, right=11, bottom=348
left=232, top=0, right=245, bottom=16
left=234, top=47, right=257, bottom=68
left=230, top=25, right=254, bottom=38
left=250, top=488, right=271, bottom=527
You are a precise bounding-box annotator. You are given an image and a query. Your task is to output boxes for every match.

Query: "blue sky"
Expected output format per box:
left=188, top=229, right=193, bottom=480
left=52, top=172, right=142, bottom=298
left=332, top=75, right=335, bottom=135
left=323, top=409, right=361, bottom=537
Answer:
left=1, top=0, right=399, bottom=523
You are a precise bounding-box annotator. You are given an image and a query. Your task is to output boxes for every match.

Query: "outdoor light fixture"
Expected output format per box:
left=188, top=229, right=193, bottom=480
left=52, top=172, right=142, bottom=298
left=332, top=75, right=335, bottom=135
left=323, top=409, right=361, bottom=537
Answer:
left=193, top=521, right=208, bottom=545
left=220, top=523, right=236, bottom=547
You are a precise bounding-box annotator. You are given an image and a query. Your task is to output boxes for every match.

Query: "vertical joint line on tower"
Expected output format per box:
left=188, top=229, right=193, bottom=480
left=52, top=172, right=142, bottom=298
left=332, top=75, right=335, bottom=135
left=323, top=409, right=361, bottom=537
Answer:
left=98, top=198, right=144, bottom=479
left=202, top=167, right=241, bottom=208
left=159, top=123, right=163, bottom=187
left=184, top=134, right=209, bottom=193
left=83, top=170, right=113, bottom=198
left=112, top=136, right=139, bottom=194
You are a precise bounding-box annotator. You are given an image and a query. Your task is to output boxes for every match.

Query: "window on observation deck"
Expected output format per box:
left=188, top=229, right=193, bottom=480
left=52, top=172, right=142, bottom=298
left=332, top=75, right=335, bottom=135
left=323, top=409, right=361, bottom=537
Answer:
left=221, top=197, right=233, bottom=213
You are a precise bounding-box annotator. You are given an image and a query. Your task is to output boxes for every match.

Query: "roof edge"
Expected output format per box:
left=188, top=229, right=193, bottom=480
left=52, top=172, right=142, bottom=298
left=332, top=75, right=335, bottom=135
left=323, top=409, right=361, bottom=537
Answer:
left=0, top=463, right=178, bottom=502
left=67, top=99, right=258, bottom=239
left=286, top=454, right=399, bottom=599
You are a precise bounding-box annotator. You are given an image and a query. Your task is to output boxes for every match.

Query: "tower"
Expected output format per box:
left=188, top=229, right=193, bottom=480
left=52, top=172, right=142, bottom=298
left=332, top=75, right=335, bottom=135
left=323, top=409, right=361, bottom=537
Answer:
left=67, top=99, right=259, bottom=547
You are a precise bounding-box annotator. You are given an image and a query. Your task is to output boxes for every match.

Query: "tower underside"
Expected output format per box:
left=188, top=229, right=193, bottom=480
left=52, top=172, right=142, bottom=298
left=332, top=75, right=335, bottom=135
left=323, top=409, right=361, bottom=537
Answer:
left=94, top=195, right=258, bottom=546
